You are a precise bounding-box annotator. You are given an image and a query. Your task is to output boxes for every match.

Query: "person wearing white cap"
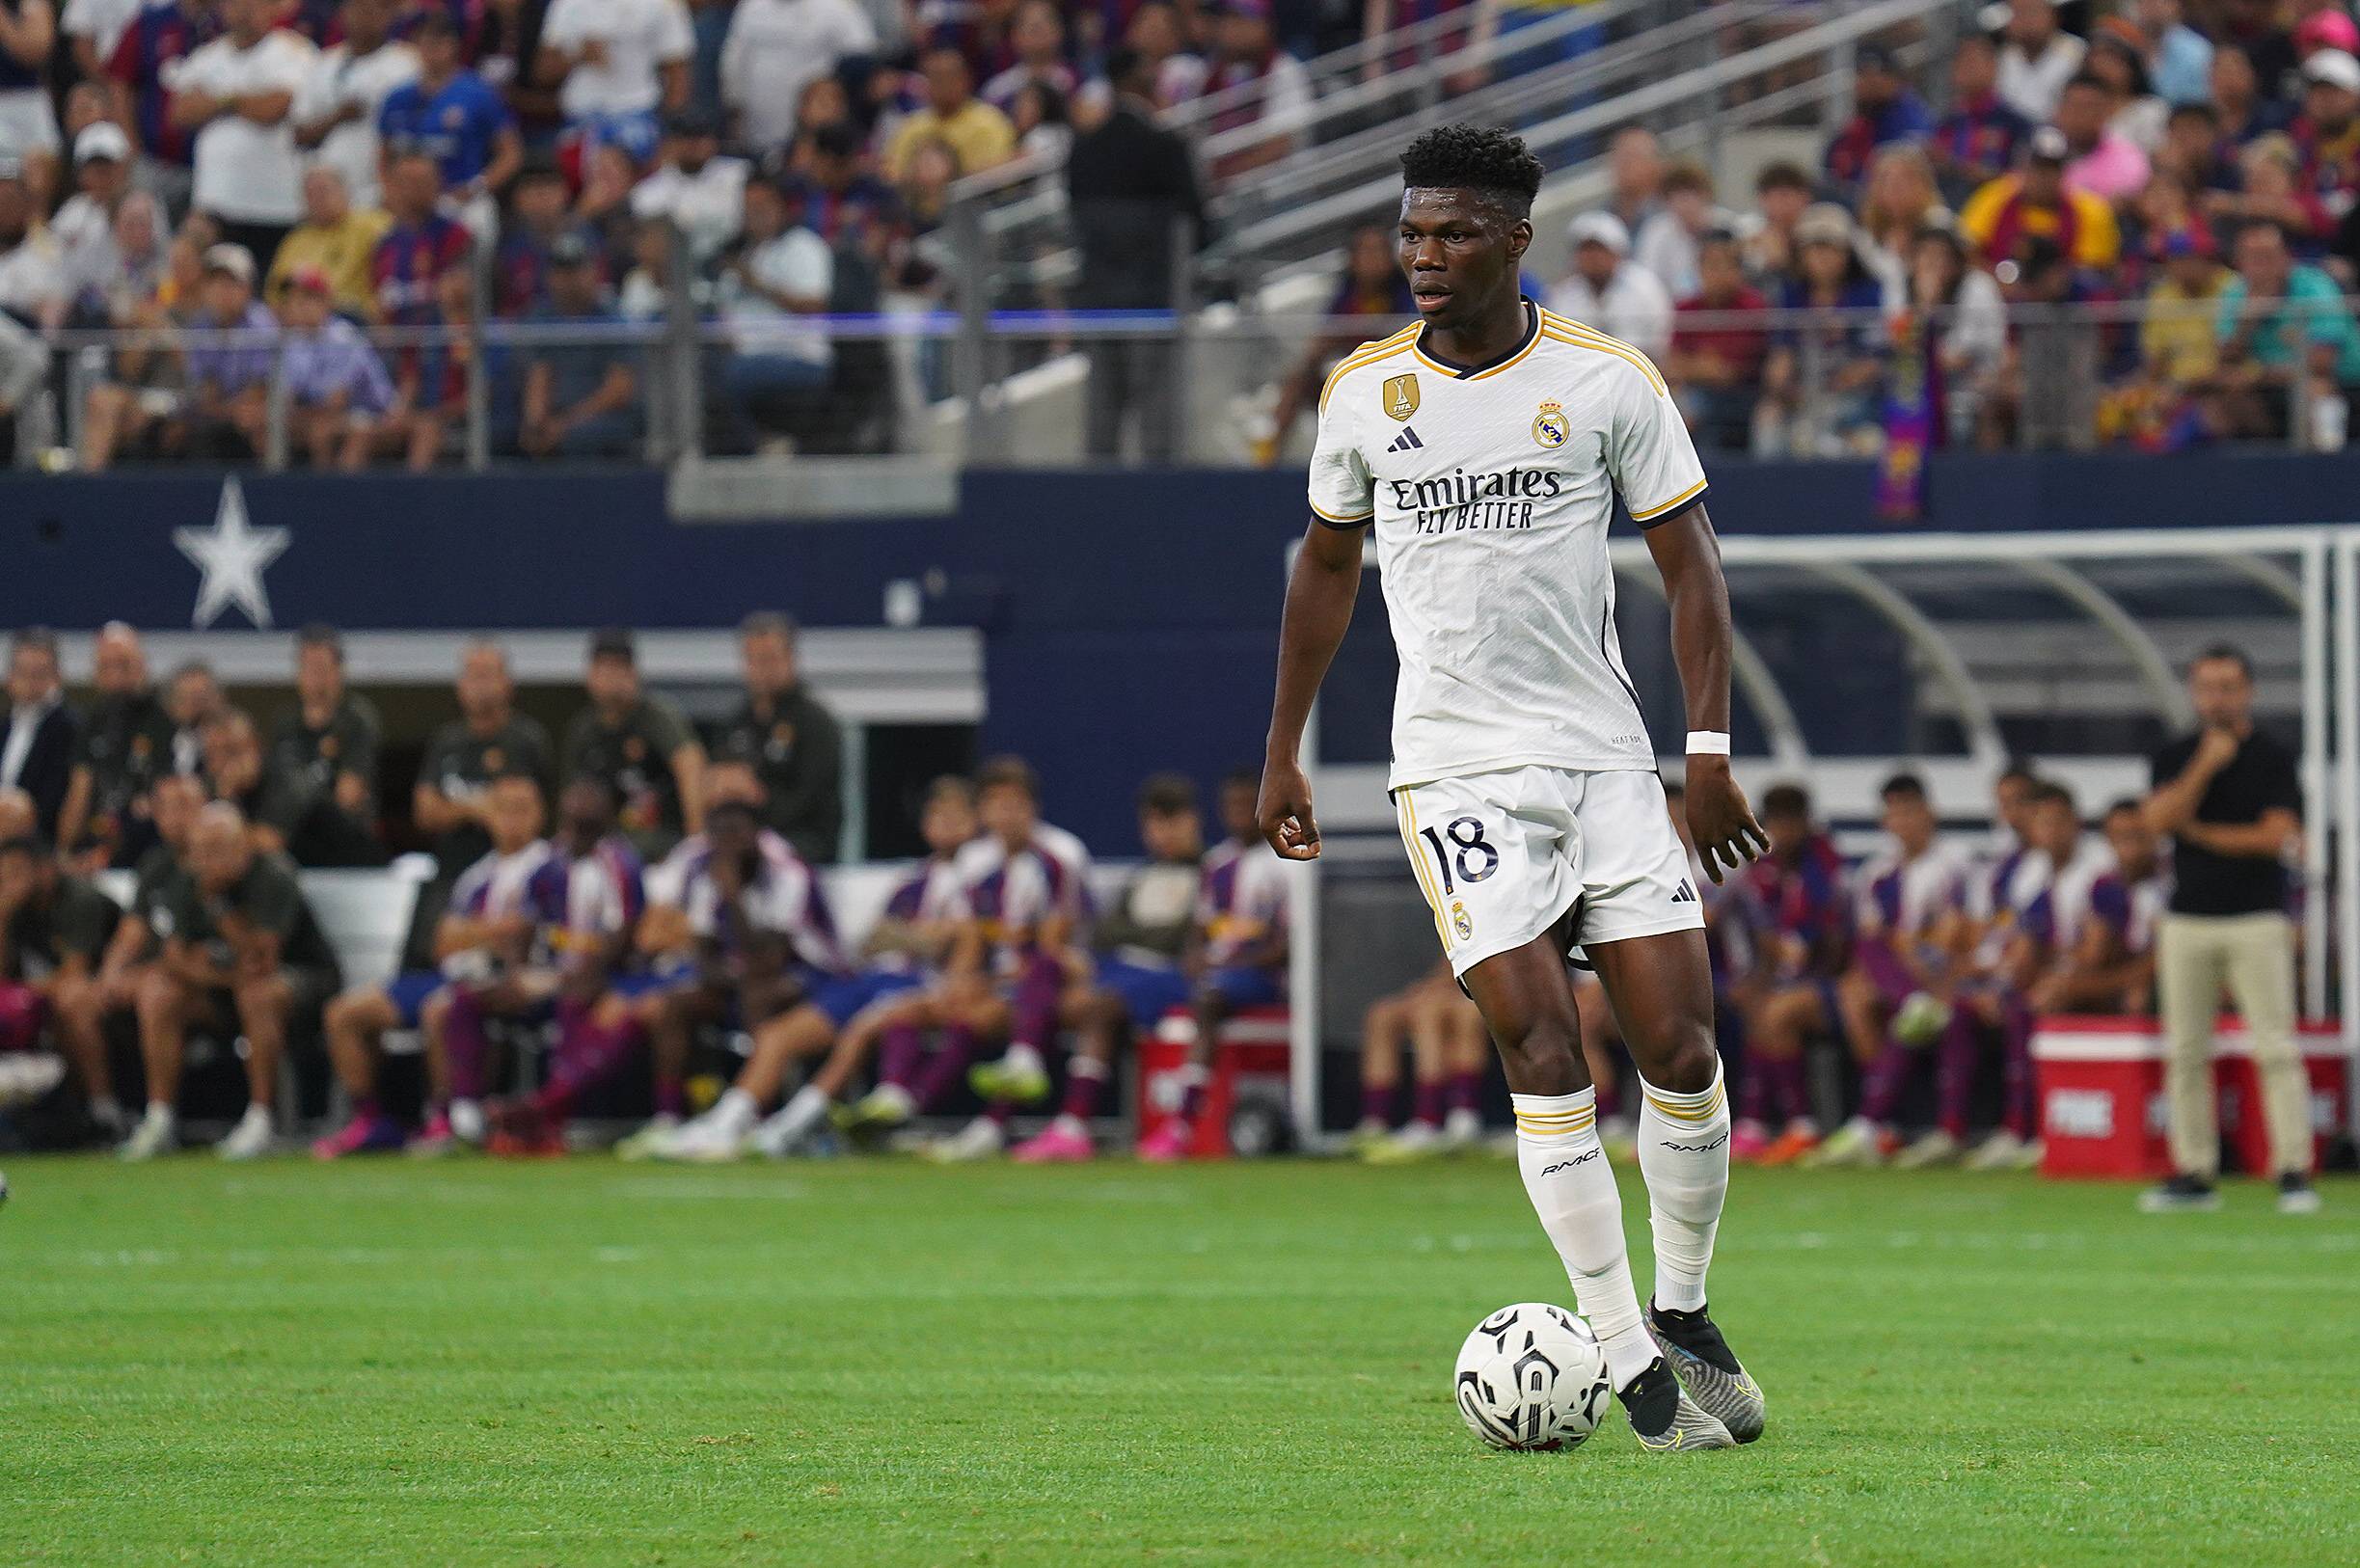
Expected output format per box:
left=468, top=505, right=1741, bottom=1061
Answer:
left=51, top=122, right=131, bottom=315
left=0, top=0, right=60, bottom=161
left=2294, top=48, right=2360, bottom=222
left=1544, top=210, right=1672, bottom=362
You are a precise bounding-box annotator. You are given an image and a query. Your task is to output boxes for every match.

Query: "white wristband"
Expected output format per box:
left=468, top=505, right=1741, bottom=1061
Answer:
left=1685, top=731, right=1731, bottom=756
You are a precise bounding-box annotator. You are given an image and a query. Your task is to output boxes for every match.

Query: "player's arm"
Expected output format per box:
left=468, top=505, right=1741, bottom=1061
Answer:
left=1645, top=506, right=1767, bottom=882
left=1260, top=520, right=1364, bottom=861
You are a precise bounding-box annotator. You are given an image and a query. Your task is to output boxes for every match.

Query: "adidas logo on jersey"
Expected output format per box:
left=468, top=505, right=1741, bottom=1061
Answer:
left=1670, top=879, right=1697, bottom=905
left=1386, top=426, right=1424, bottom=453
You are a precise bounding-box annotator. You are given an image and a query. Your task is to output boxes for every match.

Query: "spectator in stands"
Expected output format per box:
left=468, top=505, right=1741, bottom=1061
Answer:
left=1962, top=124, right=2123, bottom=273
left=1997, top=0, right=2083, bottom=124
left=615, top=211, right=689, bottom=319
left=2142, top=645, right=2312, bottom=1213
left=714, top=178, right=832, bottom=446
left=269, top=624, right=381, bottom=865
left=0, top=835, right=120, bottom=1136
left=1892, top=215, right=2007, bottom=448
left=884, top=42, right=1015, bottom=182
left=1, top=628, right=75, bottom=839
left=2291, top=48, right=2360, bottom=223
left=540, top=0, right=692, bottom=167
left=1668, top=229, right=1767, bottom=453
left=2210, top=43, right=2288, bottom=149
left=0, top=0, right=55, bottom=172
left=1066, top=44, right=1203, bottom=464
left=2212, top=217, right=2360, bottom=446
left=416, top=639, right=554, bottom=878
left=202, top=709, right=299, bottom=853
left=892, top=134, right=961, bottom=239
left=2138, top=230, right=2233, bottom=411
left=2130, top=0, right=2212, bottom=107
left=179, top=242, right=278, bottom=460
left=289, top=0, right=417, bottom=212
left=780, top=122, right=905, bottom=263
left=1257, top=223, right=1413, bottom=464
left=1825, top=43, right=1934, bottom=191
left=518, top=233, right=640, bottom=459
left=2158, top=101, right=2239, bottom=195
left=1931, top=31, right=2031, bottom=204
left=1007, top=78, right=1072, bottom=168
left=1548, top=210, right=1668, bottom=360
left=265, top=167, right=388, bottom=319
left=163, top=659, right=224, bottom=776
left=64, top=0, right=137, bottom=88
left=277, top=264, right=394, bottom=468
left=629, top=107, right=747, bottom=265
left=104, top=0, right=213, bottom=213
left=1632, top=159, right=1731, bottom=302
left=1603, top=122, right=1662, bottom=236
left=494, top=159, right=579, bottom=316
left=1857, top=144, right=1945, bottom=292
left=984, top=0, right=1076, bottom=115
left=1756, top=203, right=1885, bottom=458
left=0, top=155, right=64, bottom=328
left=1189, top=0, right=1311, bottom=179
left=719, top=0, right=874, bottom=156
left=376, top=9, right=520, bottom=228
left=2217, top=135, right=2333, bottom=257
left=574, top=141, right=644, bottom=276
left=59, top=770, right=203, bottom=1139
left=171, top=0, right=316, bottom=272
left=564, top=627, right=704, bottom=857
left=716, top=612, right=842, bottom=864
left=1737, top=160, right=1812, bottom=286
left=2087, top=25, right=2169, bottom=154
left=2053, top=71, right=2152, bottom=204
left=59, top=624, right=173, bottom=869
left=55, top=122, right=133, bottom=320
left=120, top=800, right=342, bottom=1160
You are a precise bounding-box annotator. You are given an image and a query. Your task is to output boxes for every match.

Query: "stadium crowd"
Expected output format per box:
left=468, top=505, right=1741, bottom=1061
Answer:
left=0, top=619, right=2310, bottom=1201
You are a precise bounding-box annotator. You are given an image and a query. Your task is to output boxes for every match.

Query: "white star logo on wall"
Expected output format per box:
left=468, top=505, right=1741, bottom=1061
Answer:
left=175, top=476, right=290, bottom=629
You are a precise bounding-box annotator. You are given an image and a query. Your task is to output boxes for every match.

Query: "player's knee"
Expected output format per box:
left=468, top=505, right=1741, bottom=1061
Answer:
left=1487, top=1009, right=1582, bottom=1087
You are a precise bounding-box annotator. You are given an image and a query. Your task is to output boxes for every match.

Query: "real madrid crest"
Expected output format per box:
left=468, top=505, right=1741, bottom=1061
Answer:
left=1382, top=373, right=1420, bottom=421
left=1451, top=900, right=1473, bottom=941
left=1532, top=399, right=1570, bottom=449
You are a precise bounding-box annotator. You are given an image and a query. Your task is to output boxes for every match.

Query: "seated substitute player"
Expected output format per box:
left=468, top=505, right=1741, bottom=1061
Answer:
left=0, top=834, right=122, bottom=1121
left=1805, top=772, right=1977, bottom=1170
left=312, top=771, right=558, bottom=1157
left=1134, top=769, right=1293, bottom=1162
left=1727, top=784, right=1850, bottom=1164
left=121, top=803, right=343, bottom=1161
left=660, top=775, right=982, bottom=1161
left=1260, top=125, right=1769, bottom=1451
left=1351, top=957, right=1490, bottom=1162
left=2028, top=796, right=2164, bottom=1017
left=1008, top=772, right=1205, bottom=1164
left=56, top=771, right=206, bottom=1139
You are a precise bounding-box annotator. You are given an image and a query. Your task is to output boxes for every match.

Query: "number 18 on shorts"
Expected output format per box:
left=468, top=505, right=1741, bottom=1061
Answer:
left=1392, top=767, right=1704, bottom=977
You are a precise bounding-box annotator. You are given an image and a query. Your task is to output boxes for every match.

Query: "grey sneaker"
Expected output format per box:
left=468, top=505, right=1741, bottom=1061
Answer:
left=2139, top=1174, right=2221, bottom=1213
left=1617, top=1357, right=1736, bottom=1452
left=2278, top=1174, right=2323, bottom=1216
left=1647, top=1302, right=1767, bottom=1444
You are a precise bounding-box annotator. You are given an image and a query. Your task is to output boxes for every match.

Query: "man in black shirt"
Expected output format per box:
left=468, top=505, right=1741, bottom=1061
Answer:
left=268, top=625, right=383, bottom=867
left=414, top=640, right=556, bottom=878
left=716, top=612, right=842, bottom=864
left=202, top=711, right=304, bottom=856
left=2140, top=644, right=2313, bottom=1214
left=562, top=628, right=706, bottom=861
left=1, top=628, right=78, bottom=839
left=121, top=802, right=343, bottom=1161
left=0, top=833, right=122, bottom=1131
left=58, top=623, right=176, bottom=870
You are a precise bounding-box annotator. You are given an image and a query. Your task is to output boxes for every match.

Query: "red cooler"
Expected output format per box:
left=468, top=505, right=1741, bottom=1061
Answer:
left=1135, top=1006, right=1291, bottom=1157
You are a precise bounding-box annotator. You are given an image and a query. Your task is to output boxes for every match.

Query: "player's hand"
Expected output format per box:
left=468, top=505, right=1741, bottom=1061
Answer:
left=1684, top=756, right=1769, bottom=885
left=1258, top=759, right=1321, bottom=861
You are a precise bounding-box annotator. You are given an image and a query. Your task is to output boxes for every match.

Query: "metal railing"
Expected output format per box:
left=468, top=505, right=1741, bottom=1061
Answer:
left=26, top=290, right=2357, bottom=473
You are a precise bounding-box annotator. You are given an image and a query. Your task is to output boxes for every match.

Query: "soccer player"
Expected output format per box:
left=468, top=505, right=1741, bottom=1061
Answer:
left=1805, top=773, right=1976, bottom=1169
left=1260, top=125, right=1767, bottom=1451
left=122, top=803, right=343, bottom=1160
left=1350, top=958, right=1489, bottom=1157
left=1727, top=783, right=1848, bottom=1165
left=1134, top=769, right=1292, bottom=1162
left=2029, top=796, right=2163, bottom=1017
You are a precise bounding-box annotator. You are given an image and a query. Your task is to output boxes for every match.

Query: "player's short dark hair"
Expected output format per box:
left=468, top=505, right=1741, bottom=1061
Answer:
left=2032, top=779, right=2078, bottom=814
left=975, top=755, right=1040, bottom=801
left=1136, top=772, right=1197, bottom=817
left=1399, top=124, right=1544, bottom=217
left=2191, top=641, right=2255, bottom=680
left=1879, top=771, right=1928, bottom=804
left=2103, top=796, right=2143, bottom=822
left=1761, top=782, right=1811, bottom=820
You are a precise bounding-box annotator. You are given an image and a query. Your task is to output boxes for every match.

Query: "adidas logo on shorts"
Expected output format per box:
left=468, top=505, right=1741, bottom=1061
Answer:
left=1669, top=879, right=1697, bottom=905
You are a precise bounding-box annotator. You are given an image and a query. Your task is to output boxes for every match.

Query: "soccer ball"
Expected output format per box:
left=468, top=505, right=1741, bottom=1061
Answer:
left=1452, top=1303, right=1612, bottom=1451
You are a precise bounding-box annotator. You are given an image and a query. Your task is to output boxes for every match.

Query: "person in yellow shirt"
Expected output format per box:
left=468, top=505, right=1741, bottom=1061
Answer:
left=263, top=166, right=392, bottom=319
left=1958, top=125, right=2120, bottom=273
left=2139, top=232, right=2230, bottom=386
left=882, top=44, right=1016, bottom=183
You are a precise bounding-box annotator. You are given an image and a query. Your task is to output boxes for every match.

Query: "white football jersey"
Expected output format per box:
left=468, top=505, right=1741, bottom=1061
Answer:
left=1308, top=302, right=1708, bottom=789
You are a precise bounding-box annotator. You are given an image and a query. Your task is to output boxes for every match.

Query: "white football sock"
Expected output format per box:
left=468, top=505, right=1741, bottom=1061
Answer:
left=1513, top=1088, right=1654, bottom=1389
left=763, top=1086, right=827, bottom=1146
left=1637, top=1060, right=1730, bottom=1314
left=711, top=1087, right=759, bottom=1136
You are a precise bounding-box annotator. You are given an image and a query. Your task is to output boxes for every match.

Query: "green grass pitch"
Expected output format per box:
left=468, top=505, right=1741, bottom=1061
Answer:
left=5, top=1155, right=2355, bottom=1566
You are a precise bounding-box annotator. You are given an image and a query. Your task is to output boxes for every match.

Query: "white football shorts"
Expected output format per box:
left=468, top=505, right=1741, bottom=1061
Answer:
left=1391, top=765, right=1704, bottom=978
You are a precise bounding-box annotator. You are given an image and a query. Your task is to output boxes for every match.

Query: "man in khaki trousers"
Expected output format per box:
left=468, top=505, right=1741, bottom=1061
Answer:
left=2140, top=645, right=2317, bottom=1214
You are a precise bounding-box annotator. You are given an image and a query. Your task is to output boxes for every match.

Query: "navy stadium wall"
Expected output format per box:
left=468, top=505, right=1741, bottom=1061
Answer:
left=4, top=450, right=2354, bottom=848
